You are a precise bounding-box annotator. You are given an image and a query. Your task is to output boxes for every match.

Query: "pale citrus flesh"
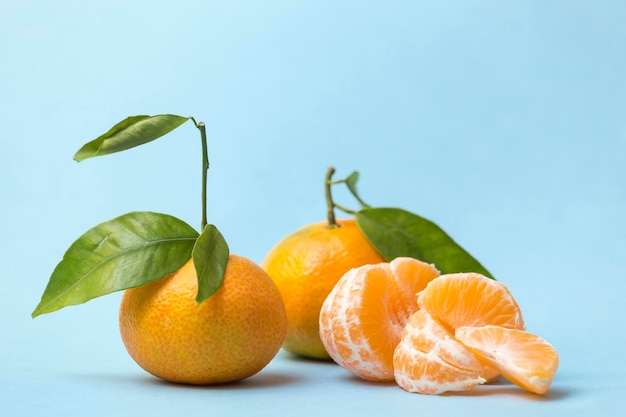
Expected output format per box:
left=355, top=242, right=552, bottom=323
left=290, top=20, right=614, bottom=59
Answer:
left=262, top=218, right=385, bottom=359
left=393, top=310, right=486, bottom=394
left=455, top=325, right=559, bottom=395
left=392, top=273, right=527, bottom=392
left=413, top=272, right=527, bottom=385
left=319, top=257, right=440, bottom=381
left=119, top=254, right=287, bottom=384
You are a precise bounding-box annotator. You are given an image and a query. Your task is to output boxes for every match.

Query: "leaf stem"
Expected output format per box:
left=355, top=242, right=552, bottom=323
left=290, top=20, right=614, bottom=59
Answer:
left=325, top=167, right=339, bottom=228
left=351, top=188, right=371, bottom=209
left=198, top=122, right=209, bottom=230
left=333, top=202, right=357, bottom=215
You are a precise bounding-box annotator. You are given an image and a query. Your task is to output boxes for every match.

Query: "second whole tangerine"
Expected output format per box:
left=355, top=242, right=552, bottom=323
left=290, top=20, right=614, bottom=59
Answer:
left=262, top=218, right=385, bottom=359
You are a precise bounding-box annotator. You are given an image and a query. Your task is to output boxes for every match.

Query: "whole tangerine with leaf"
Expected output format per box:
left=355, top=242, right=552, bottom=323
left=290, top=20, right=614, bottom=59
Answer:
left=32, top=115, right=287, bottom=384
left=262, top=166, right=496, bottom=360
left=261, top=168, right=386, bottom=359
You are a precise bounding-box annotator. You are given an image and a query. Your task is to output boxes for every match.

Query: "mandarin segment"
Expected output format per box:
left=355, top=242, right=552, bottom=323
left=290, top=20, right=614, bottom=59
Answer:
left=418, top=273, right=525, bottom=331
left=393, top=310, right=486, bottom=394
left=320, top=264, right=394, bottom=380
left=455, top=326, right=559, bottom=395
left=319, top=257, right=440, bottom=381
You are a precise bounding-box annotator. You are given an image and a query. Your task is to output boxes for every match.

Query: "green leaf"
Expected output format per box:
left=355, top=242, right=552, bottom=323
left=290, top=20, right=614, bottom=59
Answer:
left=356, top=207, right=494, bottom=279
left=343, top=170, right=371, bottom=209
left=192, top=224, right=230, bottom=304
left=74, top=114, right=191, bottom=162
left=32, top=211, right=199, bottom=317
left=345, top=171, right=360, bottom=198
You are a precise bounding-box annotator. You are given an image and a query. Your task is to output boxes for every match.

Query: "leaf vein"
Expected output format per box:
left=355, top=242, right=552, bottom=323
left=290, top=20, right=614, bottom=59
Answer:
left=40, top=236, right=196, bottom=312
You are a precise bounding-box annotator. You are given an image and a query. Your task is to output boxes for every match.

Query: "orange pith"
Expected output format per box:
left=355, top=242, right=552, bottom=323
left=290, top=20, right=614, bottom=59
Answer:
left=319, top=257, right=440, bottom=381
left=393, top=310, right=486, bottom=394
left=119, top=254, right=287, bottom=384
left=455, top=326, right=559, bottom=395
left=262, top=218, right=385, bottom=359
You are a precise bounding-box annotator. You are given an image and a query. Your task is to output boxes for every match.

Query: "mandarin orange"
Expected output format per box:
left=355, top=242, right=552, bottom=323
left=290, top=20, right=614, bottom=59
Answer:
left=262, top=218, right=385, bottom=359
left=119, top=254, right=287, bottom=384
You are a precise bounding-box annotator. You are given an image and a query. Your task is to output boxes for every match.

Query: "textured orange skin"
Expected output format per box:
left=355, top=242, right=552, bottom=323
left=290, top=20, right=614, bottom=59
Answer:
left=119, top=254, right=287, bottom=384
left=261, top=218, right=385, bottom=359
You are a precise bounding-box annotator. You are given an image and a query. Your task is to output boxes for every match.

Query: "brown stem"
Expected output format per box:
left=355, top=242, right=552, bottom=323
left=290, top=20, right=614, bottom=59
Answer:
left=325, top=167, right=339, bottom=227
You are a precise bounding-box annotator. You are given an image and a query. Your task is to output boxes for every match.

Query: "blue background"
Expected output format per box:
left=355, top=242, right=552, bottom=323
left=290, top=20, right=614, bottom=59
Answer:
left=1, top=1, right=624, bottom=416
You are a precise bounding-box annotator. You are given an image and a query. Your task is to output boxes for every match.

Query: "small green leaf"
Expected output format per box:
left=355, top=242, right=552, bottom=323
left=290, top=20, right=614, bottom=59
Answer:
left=32, top=211, right=199, bottom=317
left=356, top=207, right=493, bottom=278
left=345, top=171, right=360, bottom=197
left=192, top=224, right=230, bottom=304
left=343, top=170, right=371, bottom=209
left=74, top=114, right=191, bottom=162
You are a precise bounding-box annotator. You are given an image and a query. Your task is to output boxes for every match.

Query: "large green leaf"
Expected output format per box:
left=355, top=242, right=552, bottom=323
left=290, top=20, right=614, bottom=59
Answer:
left=74, top=114, right=191, bottom=162
left=192, top=224, right=230, bottom=304
left=356, top=207, right=493, bottom=278
left=32, top=211, right=199, bottom=317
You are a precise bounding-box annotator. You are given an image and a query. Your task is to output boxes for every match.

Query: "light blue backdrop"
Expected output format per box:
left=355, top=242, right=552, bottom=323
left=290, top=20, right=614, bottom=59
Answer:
left=1, top=1, right=624, bottom=416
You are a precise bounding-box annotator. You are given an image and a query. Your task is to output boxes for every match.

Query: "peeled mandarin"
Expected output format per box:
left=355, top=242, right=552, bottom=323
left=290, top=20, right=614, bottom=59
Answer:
left=319, top=257, right=439, bottom=381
